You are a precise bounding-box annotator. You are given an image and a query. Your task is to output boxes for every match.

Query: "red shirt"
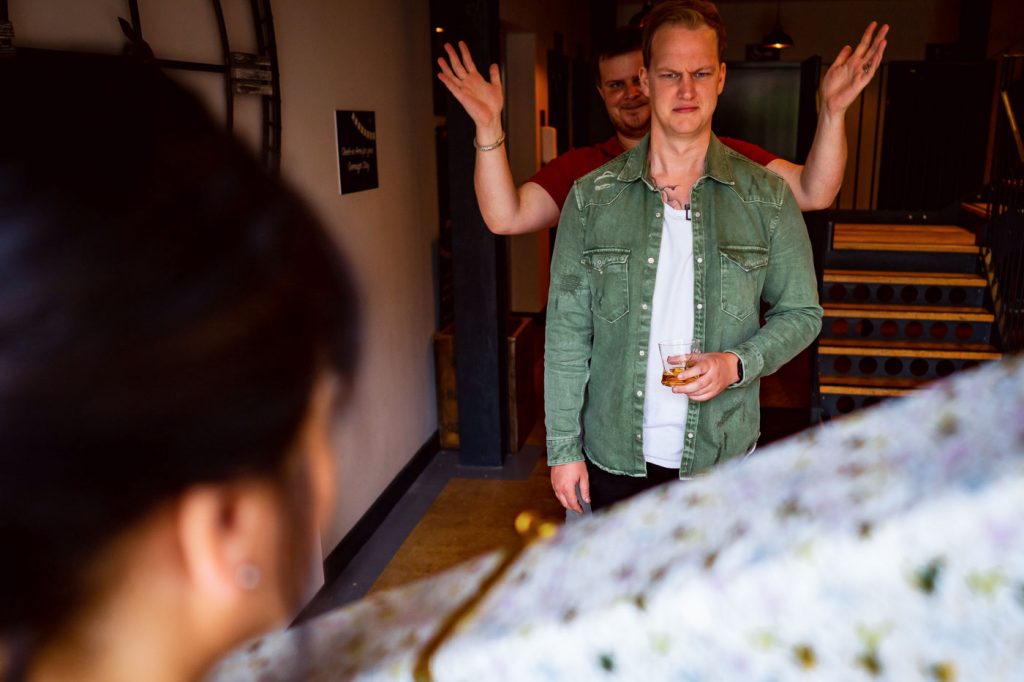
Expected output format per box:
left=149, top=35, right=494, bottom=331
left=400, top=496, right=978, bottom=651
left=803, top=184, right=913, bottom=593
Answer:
left=528, top=135, right=780, bottom=210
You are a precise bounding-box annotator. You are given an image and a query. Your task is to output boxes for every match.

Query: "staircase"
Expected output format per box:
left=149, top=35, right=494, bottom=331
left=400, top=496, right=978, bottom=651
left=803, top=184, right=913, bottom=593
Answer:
left=813, top=212, right=1003, bottom=421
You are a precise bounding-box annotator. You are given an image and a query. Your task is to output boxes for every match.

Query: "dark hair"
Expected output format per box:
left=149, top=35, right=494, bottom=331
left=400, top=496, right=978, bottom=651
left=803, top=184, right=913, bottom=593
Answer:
left=593, top=26, right=643, bottom=84
left=0, top=51, right=359, bottom=656
left=641, top=0, right=727, bottom=67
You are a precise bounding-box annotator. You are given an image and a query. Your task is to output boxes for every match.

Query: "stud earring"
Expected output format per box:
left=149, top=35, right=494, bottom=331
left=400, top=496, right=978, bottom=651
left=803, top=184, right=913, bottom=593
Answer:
left=235, top=563, right=262, bottom=591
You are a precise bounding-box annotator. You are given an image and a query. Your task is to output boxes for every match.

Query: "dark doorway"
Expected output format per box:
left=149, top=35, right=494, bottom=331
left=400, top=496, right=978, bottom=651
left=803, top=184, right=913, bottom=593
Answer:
left=877, top=61, right=996, bottom=210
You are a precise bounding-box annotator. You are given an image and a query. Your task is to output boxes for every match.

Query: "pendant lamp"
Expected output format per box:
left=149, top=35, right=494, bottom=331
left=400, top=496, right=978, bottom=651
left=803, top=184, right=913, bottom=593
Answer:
left=762, top=0, right=794, bottom=49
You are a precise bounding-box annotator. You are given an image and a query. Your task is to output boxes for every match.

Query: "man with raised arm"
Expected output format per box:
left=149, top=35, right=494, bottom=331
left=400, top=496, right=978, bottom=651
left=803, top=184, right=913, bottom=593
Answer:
left=437, top=18, right=888, bottom=234
left=543, top=0, right=823, bottom=512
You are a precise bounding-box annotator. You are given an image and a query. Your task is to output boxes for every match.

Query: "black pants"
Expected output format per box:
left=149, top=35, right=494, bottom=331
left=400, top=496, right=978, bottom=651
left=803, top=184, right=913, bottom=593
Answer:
left=585, top=458, right=680, bottom=511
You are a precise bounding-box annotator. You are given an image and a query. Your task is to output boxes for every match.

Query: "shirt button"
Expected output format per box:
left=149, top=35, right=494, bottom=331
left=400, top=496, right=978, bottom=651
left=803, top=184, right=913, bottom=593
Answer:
left=696, top=257, right=704, bottom=264
left=637, top=390, right=643, bottom=397
left=687, top=432, right=694, bottom=439
left=639, top=350, right=645, bottom=356
left=697, top=303, right=703, bottom=310
left=636, top=433, right=642, bottom=441
left=641, top=303, right=648, bottom=310
left=655, top=212, right=662, bottom=218
left=647, top=257, right=655, bottom=264
left=694, top=211, right=701, bottom=218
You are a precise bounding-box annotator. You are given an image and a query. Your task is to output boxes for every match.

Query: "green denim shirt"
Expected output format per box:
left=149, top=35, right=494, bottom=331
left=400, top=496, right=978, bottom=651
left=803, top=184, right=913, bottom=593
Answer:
left=545, top=134, right=822, bottom=477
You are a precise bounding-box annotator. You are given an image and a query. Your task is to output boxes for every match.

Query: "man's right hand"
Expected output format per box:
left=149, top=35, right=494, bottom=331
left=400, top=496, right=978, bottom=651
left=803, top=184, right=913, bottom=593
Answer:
left=436, top=41, right=560, bottom=236
left=820, top=21, right=889, bottom=117
left=437, top=41, right=504, bottom=141
left=550, top=461, right=590, bottom=514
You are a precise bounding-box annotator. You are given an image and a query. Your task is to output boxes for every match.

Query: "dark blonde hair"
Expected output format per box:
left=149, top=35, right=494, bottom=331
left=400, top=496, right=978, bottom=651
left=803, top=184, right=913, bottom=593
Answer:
left=641, top=0, right=727, bottom=67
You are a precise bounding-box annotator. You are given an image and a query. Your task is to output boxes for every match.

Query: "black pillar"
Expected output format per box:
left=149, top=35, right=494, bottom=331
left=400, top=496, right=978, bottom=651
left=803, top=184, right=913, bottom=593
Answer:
left=431, top=0, right=508, bottom=466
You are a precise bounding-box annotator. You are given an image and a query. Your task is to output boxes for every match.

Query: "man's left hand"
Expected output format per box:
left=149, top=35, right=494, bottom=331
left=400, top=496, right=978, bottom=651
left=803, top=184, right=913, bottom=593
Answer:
left=821, top=21, right=889, bottom=117
left=671, top=352, right=741, bottom=402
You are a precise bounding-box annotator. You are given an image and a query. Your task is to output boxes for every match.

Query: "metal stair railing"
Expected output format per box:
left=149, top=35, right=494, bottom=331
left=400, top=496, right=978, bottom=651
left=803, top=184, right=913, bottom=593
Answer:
left=984, top=168, right=1024, bottom=353
left=982, top=54, right=1024, bottom=354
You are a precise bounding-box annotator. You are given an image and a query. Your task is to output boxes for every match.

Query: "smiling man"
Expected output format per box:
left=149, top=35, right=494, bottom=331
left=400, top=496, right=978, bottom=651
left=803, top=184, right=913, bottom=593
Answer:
left=545, top=0, right=823, bottom=512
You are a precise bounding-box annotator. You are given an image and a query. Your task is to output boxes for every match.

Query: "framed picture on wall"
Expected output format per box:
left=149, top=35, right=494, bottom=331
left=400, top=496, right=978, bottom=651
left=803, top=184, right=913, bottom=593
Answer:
left=335, top=110, right=379, bottom=194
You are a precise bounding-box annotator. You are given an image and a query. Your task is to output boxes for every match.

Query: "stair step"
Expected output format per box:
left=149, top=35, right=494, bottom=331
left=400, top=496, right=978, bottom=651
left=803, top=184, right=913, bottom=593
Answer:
left=819, top=384, right=912, bottom=397
left=821, top=269, right=987, bottom=308
left=834, top=223, right=976, bottom=245
left=961, top=201, right=989, bottom=219
left=823, top=269, right=986, bottom=287
left=822, top=305, right=993, bottom=344
left=833, top=224, right=978, bottom=254
left=820, top=338, right=999, bottom=353
left=819, top=375, right=931, bottom=389
left=823, top=304, right=993, bottom=322
left=824, top=245, right=981, bottom=275
left=817, top=381, right=913, bottom=420
left=817, top=344, right=1000, bottom=385
left=818, top=345, right=1001, bottom=361
left=834, top=241, right=979, bottom=254
left=837, top=223, right=974, bottom=233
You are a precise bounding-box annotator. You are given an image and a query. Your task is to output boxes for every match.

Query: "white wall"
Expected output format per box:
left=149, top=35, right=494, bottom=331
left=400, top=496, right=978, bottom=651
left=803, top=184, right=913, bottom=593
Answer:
left=11, top=0, right=440, bottom=559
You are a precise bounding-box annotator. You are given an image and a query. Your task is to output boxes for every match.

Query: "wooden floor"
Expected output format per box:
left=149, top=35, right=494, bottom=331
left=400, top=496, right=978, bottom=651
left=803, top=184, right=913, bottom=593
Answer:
left=365, top=398, right=811, bottom=593
left=369, top=425, right=563, bottom=592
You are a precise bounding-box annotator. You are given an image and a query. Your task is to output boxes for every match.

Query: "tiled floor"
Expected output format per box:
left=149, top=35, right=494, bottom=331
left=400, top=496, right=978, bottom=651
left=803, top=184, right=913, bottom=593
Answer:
left=300, top=406, right=810, bottom=624
left=298, top=425, right=553, bottom=623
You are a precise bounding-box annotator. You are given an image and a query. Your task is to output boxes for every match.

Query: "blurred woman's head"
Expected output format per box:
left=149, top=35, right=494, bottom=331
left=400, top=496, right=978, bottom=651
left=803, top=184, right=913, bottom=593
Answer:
left=0, top=52, right=358, bottom=680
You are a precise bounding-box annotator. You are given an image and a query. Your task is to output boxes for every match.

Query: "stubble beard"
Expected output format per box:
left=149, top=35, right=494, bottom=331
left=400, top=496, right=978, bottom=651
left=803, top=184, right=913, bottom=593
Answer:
left=613, top=104, right=651, bottom=140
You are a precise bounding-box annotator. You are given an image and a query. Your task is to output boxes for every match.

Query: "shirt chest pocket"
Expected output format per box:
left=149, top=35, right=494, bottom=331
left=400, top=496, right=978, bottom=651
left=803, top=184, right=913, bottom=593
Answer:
left=720, top=245, right=769, bottom=321
left=582, top=247, right=630, bottom=324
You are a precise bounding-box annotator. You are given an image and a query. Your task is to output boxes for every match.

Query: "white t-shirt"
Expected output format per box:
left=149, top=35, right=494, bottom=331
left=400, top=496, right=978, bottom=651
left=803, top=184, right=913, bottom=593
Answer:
left=643, top=203, right=695, bottom=469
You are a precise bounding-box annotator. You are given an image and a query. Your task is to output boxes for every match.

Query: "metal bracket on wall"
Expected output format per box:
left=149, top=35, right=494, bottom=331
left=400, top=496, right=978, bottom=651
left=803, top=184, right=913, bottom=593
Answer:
left=3, top=0, right=282, bottom=174
left=1, top=0, right=14, bottom=57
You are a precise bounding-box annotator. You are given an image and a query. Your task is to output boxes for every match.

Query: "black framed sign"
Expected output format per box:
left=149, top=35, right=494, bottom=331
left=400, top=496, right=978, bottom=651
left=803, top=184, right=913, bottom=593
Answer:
left=335, top=110, right=379, bottom=194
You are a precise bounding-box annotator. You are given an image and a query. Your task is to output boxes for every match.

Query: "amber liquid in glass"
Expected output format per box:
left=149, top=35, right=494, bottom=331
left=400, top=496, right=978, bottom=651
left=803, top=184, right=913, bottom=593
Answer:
left=661, top=364, right=697, bottom=387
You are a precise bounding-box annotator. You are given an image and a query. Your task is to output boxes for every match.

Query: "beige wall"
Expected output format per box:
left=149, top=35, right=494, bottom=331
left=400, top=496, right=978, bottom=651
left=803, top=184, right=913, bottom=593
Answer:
left=11, top=0, right=440, bottom=564
left=272, top=2, right=439, bottom=554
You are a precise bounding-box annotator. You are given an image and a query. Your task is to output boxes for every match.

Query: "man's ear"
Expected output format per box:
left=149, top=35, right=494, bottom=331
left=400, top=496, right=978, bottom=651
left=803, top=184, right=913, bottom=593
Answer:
left=640, top=67, right=650, bottom=97
left=717, top=62, right=726, bottom=95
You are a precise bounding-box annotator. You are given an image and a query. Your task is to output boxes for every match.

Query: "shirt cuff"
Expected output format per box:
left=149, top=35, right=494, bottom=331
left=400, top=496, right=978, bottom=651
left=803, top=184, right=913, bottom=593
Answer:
left=723, top=344, right=764, bottom=388
left=546, top=437, right=585, bottom=466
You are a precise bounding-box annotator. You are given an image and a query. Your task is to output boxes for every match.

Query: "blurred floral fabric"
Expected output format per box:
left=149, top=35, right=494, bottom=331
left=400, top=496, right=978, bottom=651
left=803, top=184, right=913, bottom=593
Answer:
left=211, top=355, right=1024, bottom=681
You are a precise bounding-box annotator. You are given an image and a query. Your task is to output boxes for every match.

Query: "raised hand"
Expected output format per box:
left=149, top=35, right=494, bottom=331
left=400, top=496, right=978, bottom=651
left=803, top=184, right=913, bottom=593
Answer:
left=820, top=21, right=889, bottom=116
left=437, top=41, right=504, bottom=136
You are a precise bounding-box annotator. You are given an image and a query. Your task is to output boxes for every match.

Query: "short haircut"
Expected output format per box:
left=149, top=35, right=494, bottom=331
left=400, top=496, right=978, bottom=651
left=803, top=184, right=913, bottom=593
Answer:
left=641, top=0, right=728, bottom=67
left=593, top=25, right=642, bottom=84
